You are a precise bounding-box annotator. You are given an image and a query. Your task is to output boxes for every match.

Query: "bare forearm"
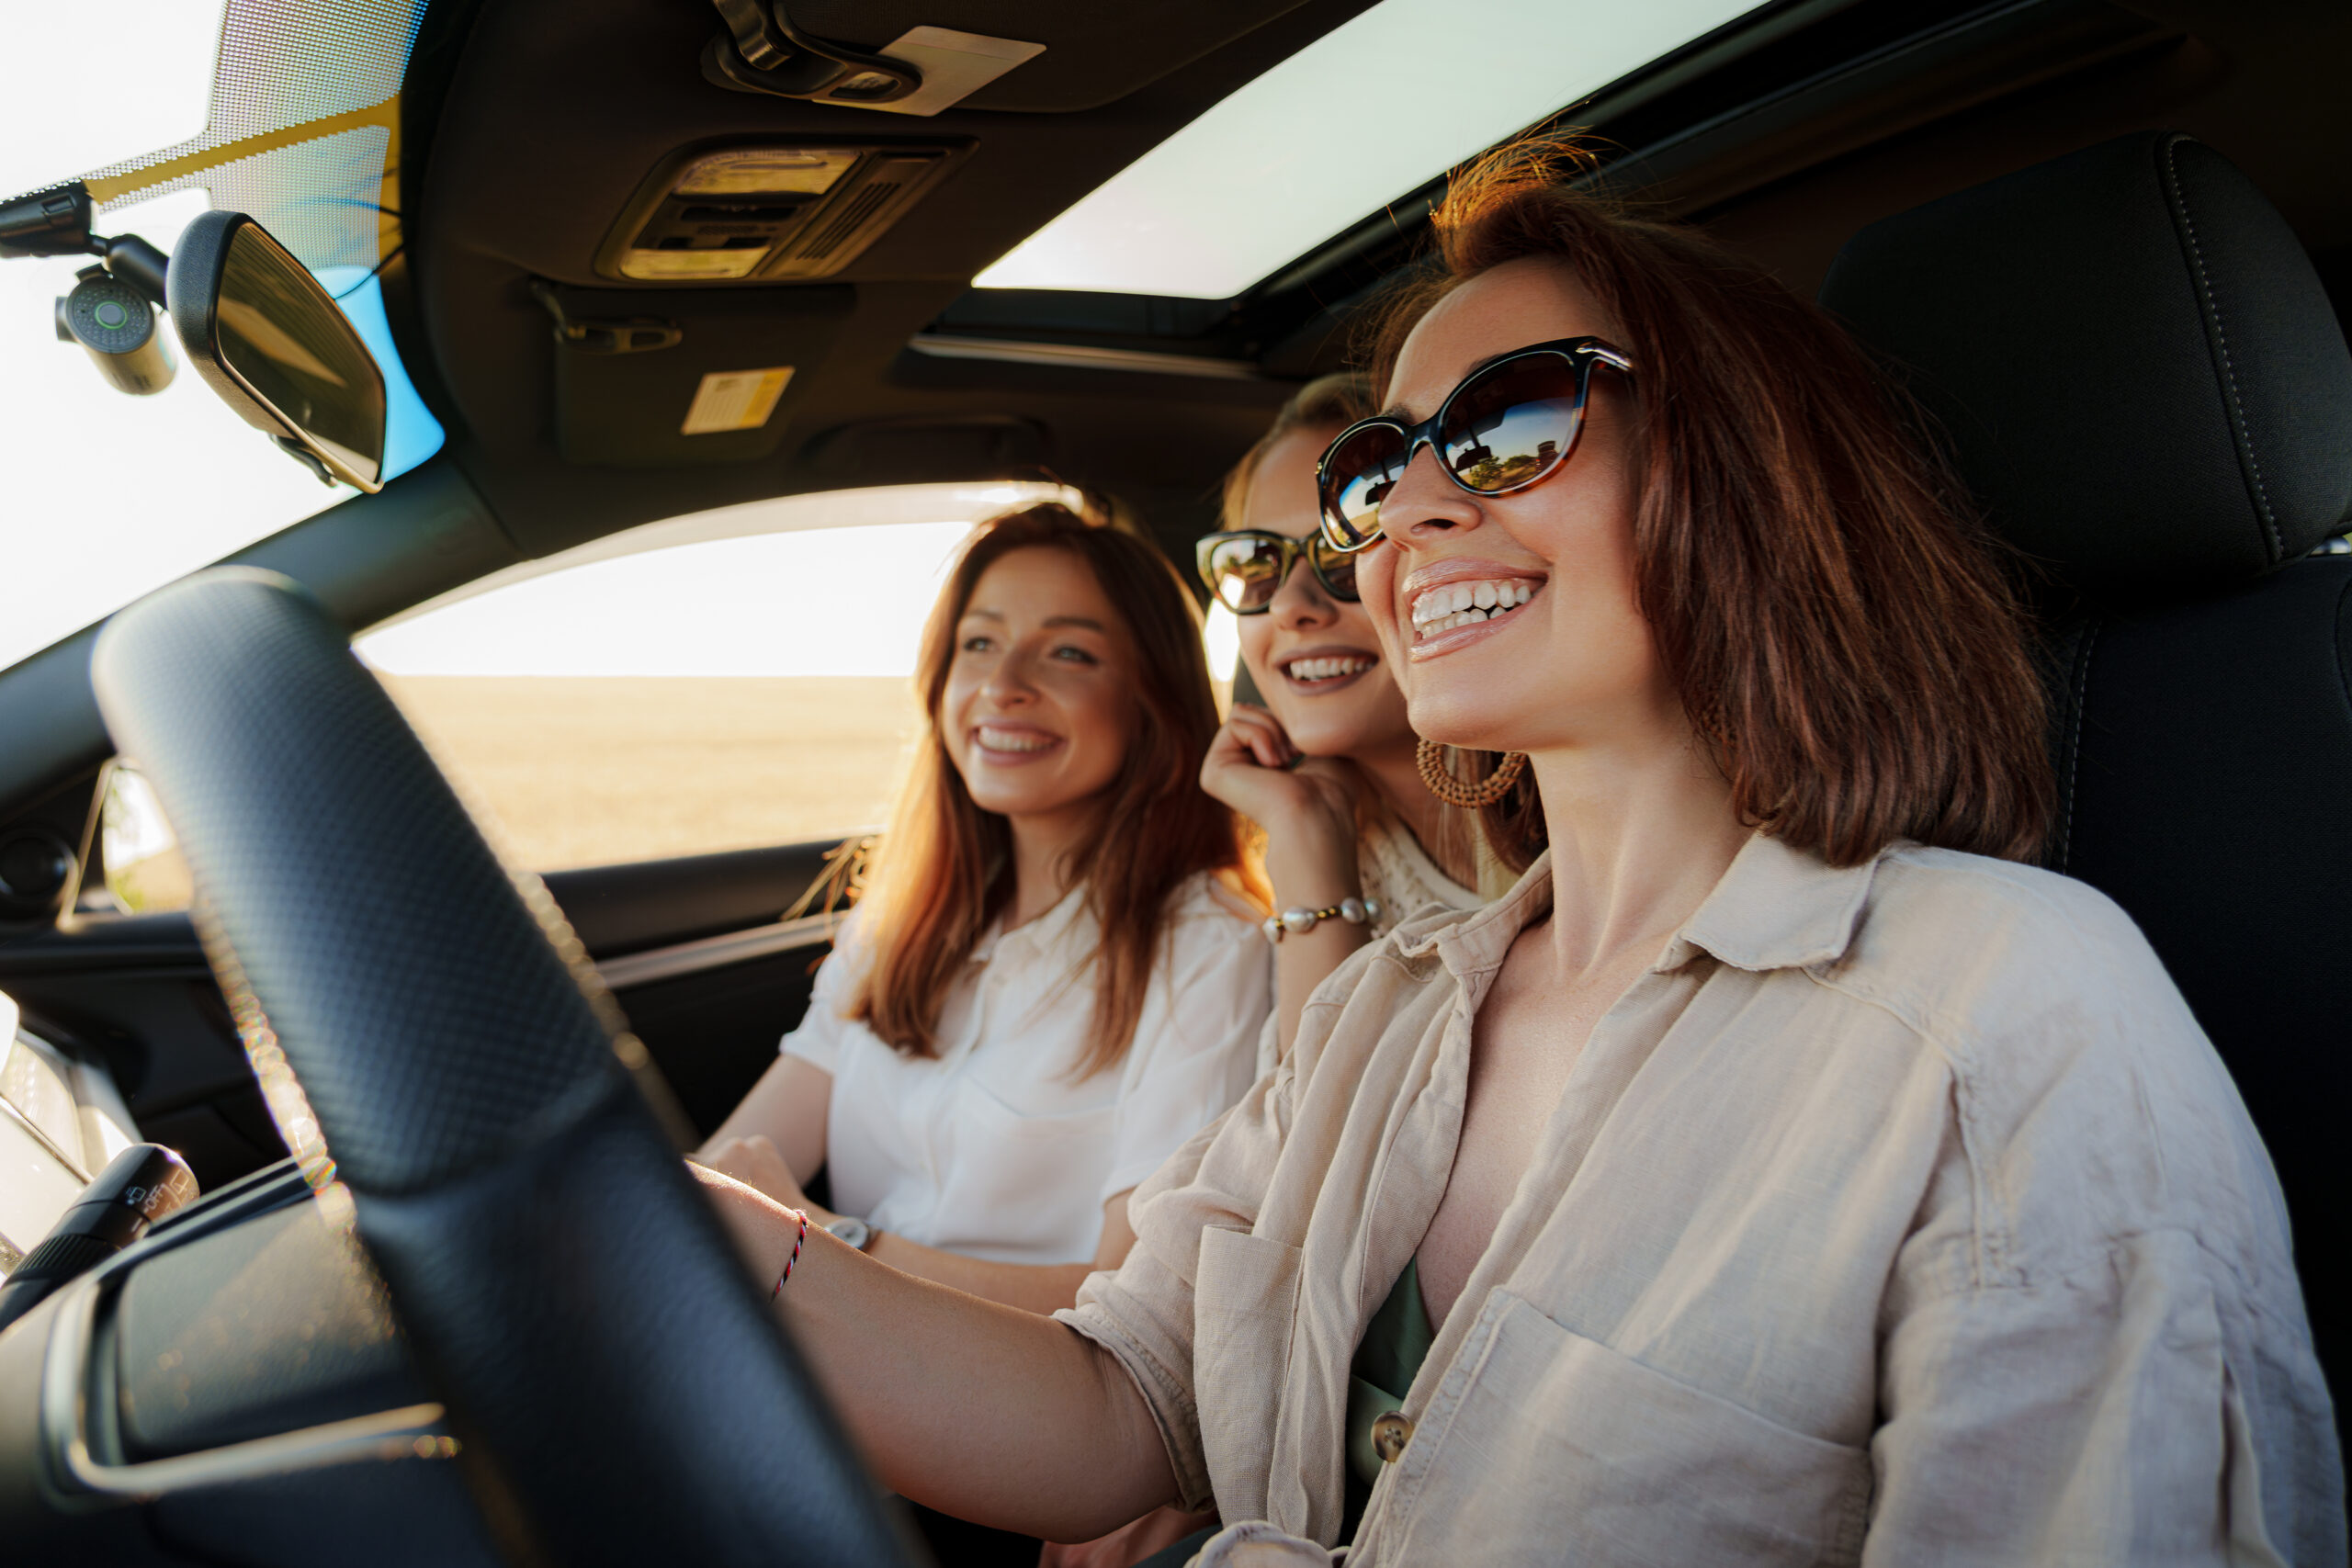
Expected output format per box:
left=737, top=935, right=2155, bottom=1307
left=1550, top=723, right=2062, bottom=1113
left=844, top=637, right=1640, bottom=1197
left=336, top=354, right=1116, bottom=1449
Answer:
left=865, top=1233, right=1097, bottom=1314
left=700, top=1171, right=1177, bottom=1538
left=700, top=1055, right=830, bottom=1180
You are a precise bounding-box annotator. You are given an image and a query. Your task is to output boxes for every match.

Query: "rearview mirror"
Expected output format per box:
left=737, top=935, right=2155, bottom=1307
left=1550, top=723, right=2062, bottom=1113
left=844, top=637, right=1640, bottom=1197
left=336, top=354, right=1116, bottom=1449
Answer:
left=167, top=211, right=388, bottom=492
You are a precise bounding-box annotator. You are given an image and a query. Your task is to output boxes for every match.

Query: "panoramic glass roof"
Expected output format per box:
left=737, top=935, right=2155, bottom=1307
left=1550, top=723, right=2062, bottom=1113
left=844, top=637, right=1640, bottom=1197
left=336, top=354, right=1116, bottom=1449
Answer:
left=974, top=0, right=1764, bottom=299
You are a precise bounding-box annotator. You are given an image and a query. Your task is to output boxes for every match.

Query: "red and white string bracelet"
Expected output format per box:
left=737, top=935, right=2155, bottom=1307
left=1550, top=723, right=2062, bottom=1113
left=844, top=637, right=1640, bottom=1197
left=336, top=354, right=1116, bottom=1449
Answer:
left=771, top=1206, right=809, bottom=1299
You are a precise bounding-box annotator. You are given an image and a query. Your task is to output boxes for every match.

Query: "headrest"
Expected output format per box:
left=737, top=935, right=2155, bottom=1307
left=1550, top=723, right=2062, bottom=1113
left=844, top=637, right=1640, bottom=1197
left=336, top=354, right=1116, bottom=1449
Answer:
left=1820, top=132, right=2352, bottom=602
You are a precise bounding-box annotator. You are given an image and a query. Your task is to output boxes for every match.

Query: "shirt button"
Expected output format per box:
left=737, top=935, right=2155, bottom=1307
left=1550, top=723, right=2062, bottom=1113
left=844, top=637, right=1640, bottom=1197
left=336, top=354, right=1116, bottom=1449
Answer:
left=1371, top=1411, right=1413, bottom=1463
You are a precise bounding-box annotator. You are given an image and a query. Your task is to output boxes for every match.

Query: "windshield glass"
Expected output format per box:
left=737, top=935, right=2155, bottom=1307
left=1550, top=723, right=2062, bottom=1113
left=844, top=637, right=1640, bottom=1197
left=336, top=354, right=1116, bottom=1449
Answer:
left=0, top=0, right=440, bottom=673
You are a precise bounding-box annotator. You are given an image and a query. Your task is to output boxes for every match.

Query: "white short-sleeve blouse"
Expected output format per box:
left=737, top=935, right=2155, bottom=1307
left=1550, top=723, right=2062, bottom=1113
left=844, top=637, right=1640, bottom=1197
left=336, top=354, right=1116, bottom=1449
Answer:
left=781, top=873, right=1272, bottom=1265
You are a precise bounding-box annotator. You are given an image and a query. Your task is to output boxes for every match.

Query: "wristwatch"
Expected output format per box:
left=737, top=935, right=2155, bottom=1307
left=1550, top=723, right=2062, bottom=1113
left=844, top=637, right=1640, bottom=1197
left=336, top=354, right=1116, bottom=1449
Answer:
left=824, top=1214, right=875, bottom=1251
left=1261, top=896, right=1381, bottom=943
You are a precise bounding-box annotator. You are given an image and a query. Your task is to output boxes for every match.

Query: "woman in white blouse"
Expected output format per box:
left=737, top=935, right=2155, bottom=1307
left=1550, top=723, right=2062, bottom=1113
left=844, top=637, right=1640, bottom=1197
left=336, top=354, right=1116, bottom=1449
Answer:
left=698, top=502, right=1271, bottom=1318
left=1196, top=375, right=1502, bottom=1064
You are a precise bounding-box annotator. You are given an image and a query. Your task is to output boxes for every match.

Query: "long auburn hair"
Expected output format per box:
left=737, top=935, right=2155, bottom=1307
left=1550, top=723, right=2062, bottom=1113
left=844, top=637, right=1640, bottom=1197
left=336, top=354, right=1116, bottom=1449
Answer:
left=1366, top=139, right=2052, bottom=869
left=845, top=502, right=1261, bottom=1077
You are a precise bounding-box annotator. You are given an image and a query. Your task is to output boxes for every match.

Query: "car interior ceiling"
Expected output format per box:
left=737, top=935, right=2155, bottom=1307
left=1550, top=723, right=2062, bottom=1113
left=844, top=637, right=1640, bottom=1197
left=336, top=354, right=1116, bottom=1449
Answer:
left=0, top=1, right=2347, bottom=1554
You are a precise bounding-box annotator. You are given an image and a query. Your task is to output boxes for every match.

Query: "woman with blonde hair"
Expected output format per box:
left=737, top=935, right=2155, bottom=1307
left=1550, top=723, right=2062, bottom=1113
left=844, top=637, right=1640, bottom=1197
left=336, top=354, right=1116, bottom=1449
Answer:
left=1197, top=373, right=1501, bottom=1064
left=697, top=146, right=2332, bottom=1564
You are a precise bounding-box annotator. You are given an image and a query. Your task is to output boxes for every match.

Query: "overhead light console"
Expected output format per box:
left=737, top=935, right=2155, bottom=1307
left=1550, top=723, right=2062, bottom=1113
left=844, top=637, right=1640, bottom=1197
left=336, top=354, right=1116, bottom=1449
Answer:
left=594, top=141, right=969, bottom=283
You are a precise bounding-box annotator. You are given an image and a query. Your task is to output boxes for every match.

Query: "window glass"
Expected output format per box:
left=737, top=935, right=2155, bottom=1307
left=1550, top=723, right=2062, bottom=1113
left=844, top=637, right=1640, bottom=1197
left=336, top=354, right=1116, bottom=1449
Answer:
left=2, top=0, right=447, bottom=674
left=355, top=483, right=1075, bottom=871
left=102, top=763, right=193, bottom=914
left=974, top=0, right=1763, bottom=298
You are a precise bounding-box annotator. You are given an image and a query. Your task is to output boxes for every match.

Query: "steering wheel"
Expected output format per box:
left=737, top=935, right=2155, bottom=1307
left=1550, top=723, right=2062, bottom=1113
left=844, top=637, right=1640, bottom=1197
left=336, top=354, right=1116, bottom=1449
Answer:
left=91, top=569, right=918, bottom=1566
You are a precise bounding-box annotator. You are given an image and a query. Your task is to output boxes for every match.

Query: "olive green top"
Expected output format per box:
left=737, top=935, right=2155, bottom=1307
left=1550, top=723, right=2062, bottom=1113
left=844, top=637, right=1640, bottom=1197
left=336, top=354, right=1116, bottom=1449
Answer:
left=1346, top=1256, right=1435, bottom=1491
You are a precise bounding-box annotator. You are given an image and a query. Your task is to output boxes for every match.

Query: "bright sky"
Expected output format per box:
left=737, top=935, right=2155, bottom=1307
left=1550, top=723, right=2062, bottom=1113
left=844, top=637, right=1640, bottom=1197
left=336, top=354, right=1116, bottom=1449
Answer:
left=360, top=520, right=979, bottom=678
left=356, top=482, right=1142, bottom=679
left=0, top=4, right=220, bottom=198
left=976, top=0, right=1758, bottom=298
left=0, top=5, right=366, bottom=672
left=0, top=187, right=353, bottom=671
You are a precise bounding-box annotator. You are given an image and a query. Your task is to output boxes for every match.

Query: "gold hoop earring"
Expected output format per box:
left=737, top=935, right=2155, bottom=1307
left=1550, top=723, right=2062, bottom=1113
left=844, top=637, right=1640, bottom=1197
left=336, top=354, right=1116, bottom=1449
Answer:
left=1416, top=740, right=1527, bottom=808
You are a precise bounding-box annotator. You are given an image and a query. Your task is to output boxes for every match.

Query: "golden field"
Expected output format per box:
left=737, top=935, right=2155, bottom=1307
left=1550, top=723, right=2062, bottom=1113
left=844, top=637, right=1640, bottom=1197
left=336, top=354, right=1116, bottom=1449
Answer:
left=379, top=675, right=926, bottom=870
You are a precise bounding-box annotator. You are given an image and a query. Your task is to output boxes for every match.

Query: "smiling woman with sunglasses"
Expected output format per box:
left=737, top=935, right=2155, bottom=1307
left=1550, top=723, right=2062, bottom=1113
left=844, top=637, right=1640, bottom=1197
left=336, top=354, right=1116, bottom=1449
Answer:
left=1193, top=376, right=1495, bottom=1074
left=693, top=140, right=2335, bottom=1566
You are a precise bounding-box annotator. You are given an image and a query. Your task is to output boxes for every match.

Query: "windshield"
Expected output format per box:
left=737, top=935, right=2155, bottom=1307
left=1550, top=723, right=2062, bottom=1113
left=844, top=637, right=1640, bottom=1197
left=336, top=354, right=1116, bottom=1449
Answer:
left=0, top=0, right=440, bottom=673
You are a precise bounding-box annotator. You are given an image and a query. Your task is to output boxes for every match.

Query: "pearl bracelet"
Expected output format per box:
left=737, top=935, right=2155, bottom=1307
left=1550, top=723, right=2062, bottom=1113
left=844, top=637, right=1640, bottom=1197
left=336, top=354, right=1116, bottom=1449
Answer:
left=1261, top=896, right=1381, bottom=943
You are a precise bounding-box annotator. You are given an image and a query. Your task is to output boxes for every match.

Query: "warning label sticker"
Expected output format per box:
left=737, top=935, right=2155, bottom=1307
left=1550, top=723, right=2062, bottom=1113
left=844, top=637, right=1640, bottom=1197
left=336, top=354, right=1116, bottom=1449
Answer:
left=681, top=367, right=796, bottom=434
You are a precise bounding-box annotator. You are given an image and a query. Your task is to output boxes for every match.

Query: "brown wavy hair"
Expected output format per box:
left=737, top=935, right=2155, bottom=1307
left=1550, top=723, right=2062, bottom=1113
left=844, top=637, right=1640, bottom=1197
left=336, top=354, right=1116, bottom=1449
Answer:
left=1367, top=140, right=2051, bottom=869
left=845, top=503, right=1263, bottom=1077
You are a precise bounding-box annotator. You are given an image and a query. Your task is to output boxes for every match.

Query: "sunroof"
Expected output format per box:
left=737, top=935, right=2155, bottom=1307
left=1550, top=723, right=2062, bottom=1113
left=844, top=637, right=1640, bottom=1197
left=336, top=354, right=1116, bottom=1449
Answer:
left=974, top=0, right=1762, bottom=299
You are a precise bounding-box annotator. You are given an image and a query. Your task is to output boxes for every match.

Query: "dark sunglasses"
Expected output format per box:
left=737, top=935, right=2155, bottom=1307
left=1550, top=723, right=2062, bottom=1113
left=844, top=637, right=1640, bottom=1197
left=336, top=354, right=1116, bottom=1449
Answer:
left=1316, top=335, right=1634, bottom=552
left=1194, top=529, right=1361, bottom=615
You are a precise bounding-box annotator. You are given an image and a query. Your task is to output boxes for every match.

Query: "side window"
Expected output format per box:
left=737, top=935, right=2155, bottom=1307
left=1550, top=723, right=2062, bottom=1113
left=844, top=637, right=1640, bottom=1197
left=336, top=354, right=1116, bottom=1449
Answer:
left=101, top=764, right=193, bottom=914
left=354, top=484, right=1072, bottom=872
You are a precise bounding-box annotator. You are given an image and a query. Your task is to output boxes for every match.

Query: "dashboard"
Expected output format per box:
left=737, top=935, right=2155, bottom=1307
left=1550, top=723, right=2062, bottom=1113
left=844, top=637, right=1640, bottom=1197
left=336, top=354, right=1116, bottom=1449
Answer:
left=0, top=986, right=498, bottom=1564
left=1, top=988, right=141, bottom=1278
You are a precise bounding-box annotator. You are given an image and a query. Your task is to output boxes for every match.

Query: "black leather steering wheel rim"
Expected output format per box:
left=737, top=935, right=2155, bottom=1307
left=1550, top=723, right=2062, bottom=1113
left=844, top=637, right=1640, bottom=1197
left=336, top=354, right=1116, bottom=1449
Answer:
left=91, top=568, right=916, bottom=1565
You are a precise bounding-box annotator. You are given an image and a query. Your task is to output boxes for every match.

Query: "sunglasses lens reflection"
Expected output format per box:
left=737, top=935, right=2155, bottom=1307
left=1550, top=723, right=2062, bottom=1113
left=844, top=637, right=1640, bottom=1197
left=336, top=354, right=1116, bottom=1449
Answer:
left=1209, top=538, right=1286, bottom=611
left=1320, top=424, right=1408, bottom=548
left=1441, top=356, right=1582, bottom=494
left=1311, top=541, right=1359, bottom=602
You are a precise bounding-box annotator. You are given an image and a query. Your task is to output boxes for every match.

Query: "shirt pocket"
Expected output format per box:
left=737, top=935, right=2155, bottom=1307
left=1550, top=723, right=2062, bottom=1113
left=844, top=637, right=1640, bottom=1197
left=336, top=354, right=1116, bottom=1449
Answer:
left=1192, top=1225, right=1304, bottom=1526
left=1382, top=1291, right=1871, bottom=1567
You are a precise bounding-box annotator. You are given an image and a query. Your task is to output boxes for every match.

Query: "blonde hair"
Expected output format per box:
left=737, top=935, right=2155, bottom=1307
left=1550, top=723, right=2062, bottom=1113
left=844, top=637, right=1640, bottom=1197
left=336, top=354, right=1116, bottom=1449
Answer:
left=1218, top=373, right=1375, bottom=530
left=1218, top=373, right=1487, bottom=887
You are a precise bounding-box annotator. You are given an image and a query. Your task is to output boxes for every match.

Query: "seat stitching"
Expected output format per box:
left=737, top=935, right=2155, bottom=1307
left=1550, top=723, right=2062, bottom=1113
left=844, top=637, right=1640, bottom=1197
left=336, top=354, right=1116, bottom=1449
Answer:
left=2057, top=621, right=2099, bottom=874
left=2335, top=574, right=2352, bottom=726
left=2162, top=138, right=2285, bottom=561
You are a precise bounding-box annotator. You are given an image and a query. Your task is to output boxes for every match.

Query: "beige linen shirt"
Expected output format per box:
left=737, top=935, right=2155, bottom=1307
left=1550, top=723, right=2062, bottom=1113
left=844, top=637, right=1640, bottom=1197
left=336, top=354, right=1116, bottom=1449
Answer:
left=1060, top=834, right=2344, bottom=1565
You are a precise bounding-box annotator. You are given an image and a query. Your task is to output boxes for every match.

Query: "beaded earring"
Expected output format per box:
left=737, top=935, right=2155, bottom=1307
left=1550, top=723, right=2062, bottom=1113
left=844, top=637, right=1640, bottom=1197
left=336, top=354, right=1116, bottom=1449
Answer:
left=1416, top=740, right=1527, bottom=808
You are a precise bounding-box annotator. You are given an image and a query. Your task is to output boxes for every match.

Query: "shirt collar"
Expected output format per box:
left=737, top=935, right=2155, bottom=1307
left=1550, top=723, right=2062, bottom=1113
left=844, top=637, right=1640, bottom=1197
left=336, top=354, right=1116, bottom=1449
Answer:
left=1394, top=852, right=1555, bottom=976
left=1393, top=831, right=1882, bottom=979
left=1657, top=831, right=1881, bottom=974
left=970, top=882, right=1092, bottom=964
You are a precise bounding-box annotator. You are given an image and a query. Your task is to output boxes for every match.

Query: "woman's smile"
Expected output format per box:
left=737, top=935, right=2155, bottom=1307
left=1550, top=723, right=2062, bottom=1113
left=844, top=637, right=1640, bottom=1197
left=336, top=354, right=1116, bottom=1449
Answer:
left=969, top=721, right=1064, bottom=761
left=1396, top=556, right=1549, bottom=660
left=1275, top=643, right=1381, bottom=694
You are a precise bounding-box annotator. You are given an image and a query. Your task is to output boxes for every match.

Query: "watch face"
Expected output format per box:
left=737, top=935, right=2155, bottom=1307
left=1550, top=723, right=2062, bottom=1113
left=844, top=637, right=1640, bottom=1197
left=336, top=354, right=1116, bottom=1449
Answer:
left=825, top=1216, right=869, bottom=1250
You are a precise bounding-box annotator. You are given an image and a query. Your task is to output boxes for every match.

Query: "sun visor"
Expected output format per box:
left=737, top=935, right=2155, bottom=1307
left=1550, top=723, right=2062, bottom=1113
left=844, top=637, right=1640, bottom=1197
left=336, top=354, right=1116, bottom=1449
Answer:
left=538, top=284, right=852, bottom=467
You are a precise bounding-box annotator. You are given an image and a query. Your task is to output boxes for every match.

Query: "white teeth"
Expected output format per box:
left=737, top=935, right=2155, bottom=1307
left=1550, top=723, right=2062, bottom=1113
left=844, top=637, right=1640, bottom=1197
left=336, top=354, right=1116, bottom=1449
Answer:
left=1284, top=654, right=1375, bottom=683
left=1409, top=579, right=1541, bottom=627
left=977, top=727, right=1054, bottom=753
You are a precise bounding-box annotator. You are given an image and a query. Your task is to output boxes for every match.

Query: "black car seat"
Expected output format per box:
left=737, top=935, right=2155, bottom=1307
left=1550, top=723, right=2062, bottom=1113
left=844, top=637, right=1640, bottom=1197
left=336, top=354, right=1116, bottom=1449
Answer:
left=1820, top=131, right=2352, bottom=1421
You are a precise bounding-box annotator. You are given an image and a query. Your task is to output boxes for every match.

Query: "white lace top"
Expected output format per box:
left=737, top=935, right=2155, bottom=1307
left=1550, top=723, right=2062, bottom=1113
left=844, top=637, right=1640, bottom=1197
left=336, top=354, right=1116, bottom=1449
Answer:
left=1355, top=813, right=1482, bottom=937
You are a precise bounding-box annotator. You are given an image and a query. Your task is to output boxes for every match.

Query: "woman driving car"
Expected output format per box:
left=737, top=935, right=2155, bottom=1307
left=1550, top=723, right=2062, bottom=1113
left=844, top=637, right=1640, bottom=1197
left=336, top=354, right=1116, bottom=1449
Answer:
left=694, top=144, right=2336, bottom=1564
